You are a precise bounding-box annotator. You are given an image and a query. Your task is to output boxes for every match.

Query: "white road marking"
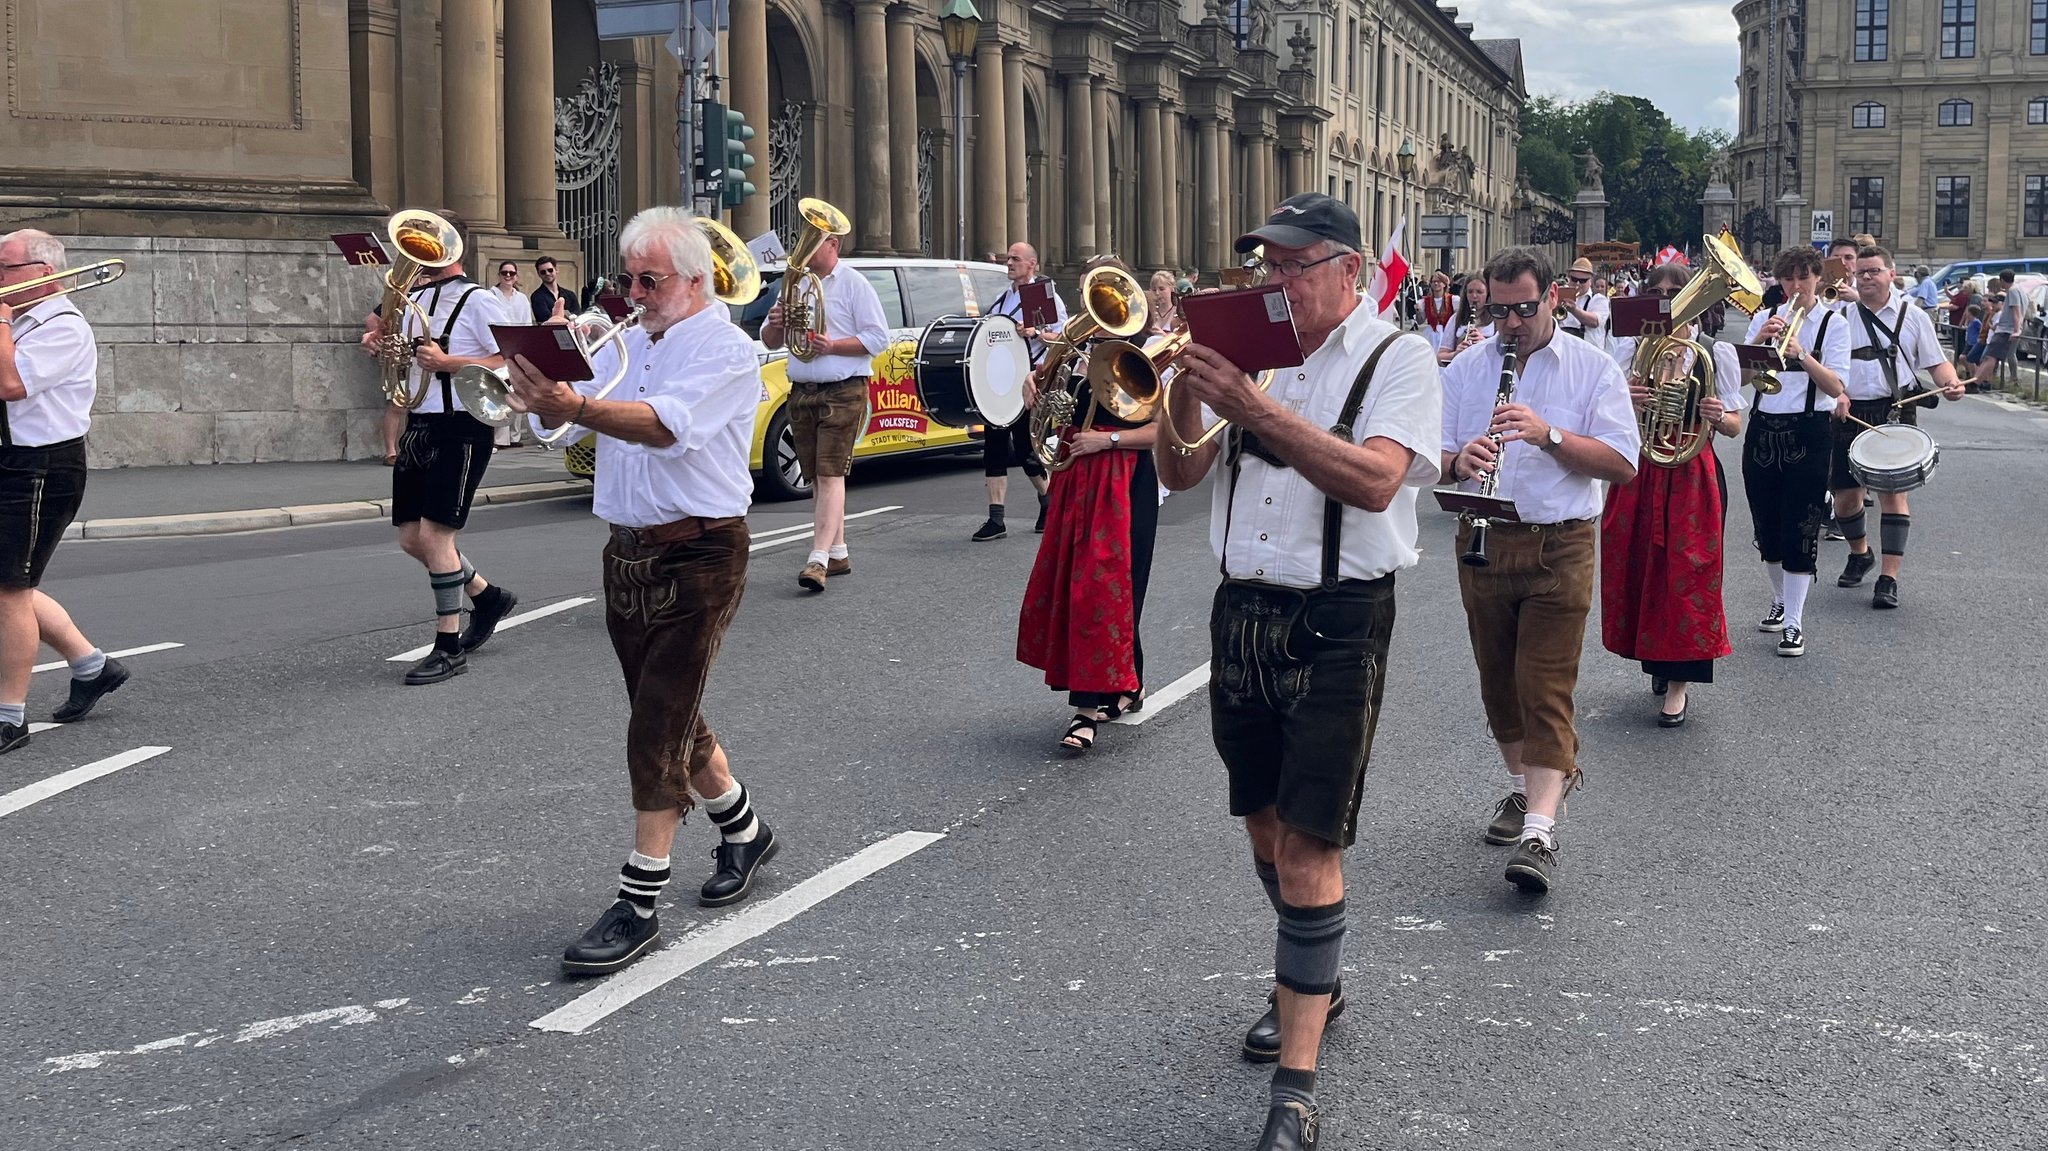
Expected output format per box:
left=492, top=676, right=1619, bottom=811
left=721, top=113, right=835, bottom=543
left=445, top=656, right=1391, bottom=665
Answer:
left=387, top=596, right=597, bottom=661
left=0, top=746, right=172, bottom=820
left=41, top=998, right=410, bottom=1074
left=746, top=504, right=903, bottom=553
left=33, top=642, right=184, bottom=675
left=530, top=830, right=946, bottom=1035
left=1109, top=664, right=1211, bottom=725
left=28, top=722, right=60, bottom=735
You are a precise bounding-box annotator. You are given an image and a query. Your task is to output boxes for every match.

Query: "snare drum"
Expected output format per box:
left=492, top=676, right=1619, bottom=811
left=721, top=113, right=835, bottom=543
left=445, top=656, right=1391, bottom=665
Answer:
left=1846, top=422, right=1939, bottom=492
left=914, top=314, right=1029, bottom=429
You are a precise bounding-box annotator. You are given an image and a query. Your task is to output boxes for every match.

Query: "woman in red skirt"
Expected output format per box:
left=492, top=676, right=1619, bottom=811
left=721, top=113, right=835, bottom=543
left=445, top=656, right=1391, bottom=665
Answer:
left=1602, top=262, right=1746, bottom=727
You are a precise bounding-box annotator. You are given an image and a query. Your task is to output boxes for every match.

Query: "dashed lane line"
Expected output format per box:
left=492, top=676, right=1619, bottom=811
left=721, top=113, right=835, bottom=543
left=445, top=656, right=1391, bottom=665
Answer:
left=1109, top=664, right=1211, bottom=726
left=530, top=830, right=946, bottom=1036
left=387, top=597, right=597, bottom=662
left=0, top=746, right=173, bottom=819
left=746, top=505, right=903, bottom=553
left=33, top=642, right=184, bottom=675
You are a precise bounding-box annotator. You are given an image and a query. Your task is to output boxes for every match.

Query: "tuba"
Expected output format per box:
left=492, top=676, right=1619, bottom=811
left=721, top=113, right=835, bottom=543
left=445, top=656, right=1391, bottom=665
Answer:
left=1632, top=233, right=1761, bottom=467
left=1030, top=264, right=1150, bottom=471
left=374, top=209, right=465, bottom=409
left=781, top=198, right=851, bottom=361
left=453, top=215, right=758, bottom=440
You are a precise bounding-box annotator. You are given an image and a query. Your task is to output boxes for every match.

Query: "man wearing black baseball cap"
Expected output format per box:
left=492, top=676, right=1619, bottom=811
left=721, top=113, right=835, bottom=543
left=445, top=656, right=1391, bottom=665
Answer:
left=1160, top=192, right=1443, bottom=1151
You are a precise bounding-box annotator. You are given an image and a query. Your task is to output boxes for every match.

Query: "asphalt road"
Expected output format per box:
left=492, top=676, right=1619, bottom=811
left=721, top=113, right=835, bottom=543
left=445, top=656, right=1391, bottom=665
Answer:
left=3, top=396, right=2044, bottom=1151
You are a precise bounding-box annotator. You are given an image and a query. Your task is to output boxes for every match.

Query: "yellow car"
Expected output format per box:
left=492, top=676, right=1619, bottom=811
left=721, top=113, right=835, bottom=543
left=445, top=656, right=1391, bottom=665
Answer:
left=563, top=257, right=1012, bottom=499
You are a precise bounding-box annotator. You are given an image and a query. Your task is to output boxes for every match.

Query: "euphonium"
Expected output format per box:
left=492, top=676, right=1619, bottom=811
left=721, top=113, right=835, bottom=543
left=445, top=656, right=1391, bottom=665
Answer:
left=1029, top=264, right=1151, bottom=471
left=1631, top=233, right=1760, bottom=465
left=374, top=209, right=464, bottom=409
left=781, top=197, right=851, bottom=361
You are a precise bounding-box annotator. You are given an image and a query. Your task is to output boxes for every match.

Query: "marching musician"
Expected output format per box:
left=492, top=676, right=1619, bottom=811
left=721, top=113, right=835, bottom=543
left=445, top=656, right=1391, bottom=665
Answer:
left=0, top=229, right=132, bottom=753
left=1441, top=248, right=1639, bottom=895
left=761, top=227, right=888, bottom=593
left=973, top=241, right=1067, bottom=541
left=1602, top=263, right=1745, bottom=726
left=1830, top=245, right=1966, bottom=609
left=1159, top=193, right=1442, bottom=1151
left=1559, top=256, right=1612, bottom=350
left=505, top=207, right=781, bottom=974
left=359, top=220, right=520, bottom=686
left=1016, top=255, right=1155, bottom=756
left=1420, top=270, right=1456, bottom=347
left=1436, top=277, right=1494, bottom=365
left=1742, top=246, right=1851, bottom=657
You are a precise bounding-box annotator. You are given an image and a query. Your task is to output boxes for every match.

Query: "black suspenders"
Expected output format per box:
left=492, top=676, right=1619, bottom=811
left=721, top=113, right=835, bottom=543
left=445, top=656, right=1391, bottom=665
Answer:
left=416, top=279, right=482, bottom=411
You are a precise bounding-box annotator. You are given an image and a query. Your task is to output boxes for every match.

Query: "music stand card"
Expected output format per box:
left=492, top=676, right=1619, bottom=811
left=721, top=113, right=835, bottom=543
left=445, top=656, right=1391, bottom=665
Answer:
left=1181, top=285, right=1305, bottom=374
left=1016, top=279, right=1058, bottom=328
left=1433, top=489, right=1522, bottom=522
left=331, top=233, right=389, bottom=266
left=1609, top=295, right=1674, bottom=339
left=1733, top=342, right=1786, bottom=374
left=745, top=230, right=788, bottom=267
left=490, top=324, right=596, bottom=382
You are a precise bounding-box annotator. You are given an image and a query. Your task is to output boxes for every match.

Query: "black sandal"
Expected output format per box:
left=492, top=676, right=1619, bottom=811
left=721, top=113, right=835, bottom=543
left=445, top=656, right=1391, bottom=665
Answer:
left=1061, top=712, right=1100, bottom=752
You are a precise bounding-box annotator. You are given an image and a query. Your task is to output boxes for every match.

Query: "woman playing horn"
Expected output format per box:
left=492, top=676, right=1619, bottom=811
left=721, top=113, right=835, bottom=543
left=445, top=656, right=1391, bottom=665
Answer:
left=1599, top=261, right=1745, bottom=726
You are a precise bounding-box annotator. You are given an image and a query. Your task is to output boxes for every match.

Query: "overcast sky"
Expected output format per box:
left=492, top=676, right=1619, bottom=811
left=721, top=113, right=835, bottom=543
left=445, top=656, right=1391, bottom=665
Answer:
left=1448, top=0, right=1741, bottom=135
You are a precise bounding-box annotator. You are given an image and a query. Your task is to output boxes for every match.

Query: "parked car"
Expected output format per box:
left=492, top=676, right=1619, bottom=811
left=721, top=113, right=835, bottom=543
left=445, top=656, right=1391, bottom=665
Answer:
left=1929, top=258, right=2048, bottom=301
left=562, top=257, right=1013, bottom=499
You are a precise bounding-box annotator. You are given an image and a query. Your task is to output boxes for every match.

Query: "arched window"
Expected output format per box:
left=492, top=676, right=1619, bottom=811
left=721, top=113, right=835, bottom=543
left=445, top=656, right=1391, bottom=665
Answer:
left=2030, top=97, right=2048, bottom=125
left=1853, top=101, right=1886, bottom=129
left=1939, top=98, right=1974, bottom=127
left=1745, top=160, right=1756, bottom=180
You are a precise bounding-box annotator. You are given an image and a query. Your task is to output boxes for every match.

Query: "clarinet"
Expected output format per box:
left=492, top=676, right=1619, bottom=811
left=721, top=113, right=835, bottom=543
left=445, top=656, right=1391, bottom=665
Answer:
left=1459, top=343, right=1518, bottom=568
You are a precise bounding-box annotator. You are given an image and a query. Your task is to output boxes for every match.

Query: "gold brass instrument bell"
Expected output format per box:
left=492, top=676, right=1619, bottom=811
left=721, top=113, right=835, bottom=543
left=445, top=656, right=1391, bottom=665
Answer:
left=1631, top=233, right=1762, bottom=467
left=781, top=197, right=851, bottom=362
left=1030, top=264, right=1152, bottom=471
left=374, top=209, right=465, bottom=409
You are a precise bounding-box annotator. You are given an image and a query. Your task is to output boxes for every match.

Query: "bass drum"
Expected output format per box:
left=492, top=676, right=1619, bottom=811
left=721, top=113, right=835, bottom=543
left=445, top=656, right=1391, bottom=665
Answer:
left=914, top=314, right=1029, bottom=429
left=1847, top=422, right=1939, bottom=492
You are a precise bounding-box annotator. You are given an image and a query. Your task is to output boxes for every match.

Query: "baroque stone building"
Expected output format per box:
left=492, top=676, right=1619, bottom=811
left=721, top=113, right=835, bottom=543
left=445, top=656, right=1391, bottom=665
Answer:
left=1735, top=0, right=2048, bottom=264
left=0, top=0, right=1522, bottom=467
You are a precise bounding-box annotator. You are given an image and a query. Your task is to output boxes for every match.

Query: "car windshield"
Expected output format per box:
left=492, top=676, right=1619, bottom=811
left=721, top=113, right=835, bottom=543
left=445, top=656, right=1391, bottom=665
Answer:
left=729, top=273, right=784, bottom=340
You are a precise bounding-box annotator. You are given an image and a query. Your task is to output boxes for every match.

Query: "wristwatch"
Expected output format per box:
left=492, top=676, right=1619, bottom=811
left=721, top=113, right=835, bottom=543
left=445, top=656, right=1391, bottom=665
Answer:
left=1540, top=426, right=1564, bottom=452
left=1109, top=431, right=1121, bottom=446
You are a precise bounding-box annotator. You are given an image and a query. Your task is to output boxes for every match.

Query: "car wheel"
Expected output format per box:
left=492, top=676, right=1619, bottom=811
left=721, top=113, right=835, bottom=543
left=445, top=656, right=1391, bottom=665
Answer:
left=756, top=406, right=812, bottom=501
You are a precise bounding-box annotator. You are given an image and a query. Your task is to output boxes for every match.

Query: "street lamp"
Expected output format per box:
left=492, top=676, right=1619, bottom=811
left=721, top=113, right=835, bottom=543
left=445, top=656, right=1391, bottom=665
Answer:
left=1396, top=138, right=1417, bottom=179
left=940, top=0, right=982, bottom=261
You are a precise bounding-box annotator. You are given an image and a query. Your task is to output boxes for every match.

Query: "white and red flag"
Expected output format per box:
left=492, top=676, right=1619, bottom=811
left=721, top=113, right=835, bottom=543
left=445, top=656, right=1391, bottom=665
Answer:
left=1367, top=218, right=1410, bottom=317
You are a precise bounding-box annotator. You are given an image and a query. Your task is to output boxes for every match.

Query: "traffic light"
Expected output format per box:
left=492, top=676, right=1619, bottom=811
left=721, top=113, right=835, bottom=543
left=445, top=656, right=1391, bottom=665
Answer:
left=719, top=106, right=758, bottom=209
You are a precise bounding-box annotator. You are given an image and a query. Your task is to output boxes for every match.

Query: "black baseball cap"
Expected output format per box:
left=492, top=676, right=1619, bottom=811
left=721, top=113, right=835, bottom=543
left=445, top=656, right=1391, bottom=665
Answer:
left=1235, top=193, right=1362, bottom=254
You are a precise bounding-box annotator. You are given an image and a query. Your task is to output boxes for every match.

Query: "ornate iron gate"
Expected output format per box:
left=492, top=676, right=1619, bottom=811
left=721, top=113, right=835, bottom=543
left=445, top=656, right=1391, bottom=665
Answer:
left=770, top=100, right=810, bottom=244
left=556, top=63, right=622, bottom=282
left=917, top=129, right=937, bottom=256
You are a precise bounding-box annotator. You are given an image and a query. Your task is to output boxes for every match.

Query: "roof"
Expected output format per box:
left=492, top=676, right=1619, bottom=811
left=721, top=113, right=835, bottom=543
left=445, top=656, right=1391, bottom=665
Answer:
left=1473, top=39, right=1525, bottom=95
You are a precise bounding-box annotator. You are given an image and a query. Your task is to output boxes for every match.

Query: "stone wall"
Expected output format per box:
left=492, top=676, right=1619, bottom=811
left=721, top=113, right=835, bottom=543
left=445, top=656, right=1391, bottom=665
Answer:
left=60, top=234, right=388, bottom=468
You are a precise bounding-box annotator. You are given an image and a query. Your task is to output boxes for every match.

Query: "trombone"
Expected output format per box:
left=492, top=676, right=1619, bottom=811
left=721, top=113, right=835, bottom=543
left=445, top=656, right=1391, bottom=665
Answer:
left=0, top=259, right=125, bottom=305
left=781, top=197, right=851, bottom=361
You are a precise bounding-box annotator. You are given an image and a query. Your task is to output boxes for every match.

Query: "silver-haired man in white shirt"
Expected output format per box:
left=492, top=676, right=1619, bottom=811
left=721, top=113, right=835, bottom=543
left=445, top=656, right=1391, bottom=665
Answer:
left=506, top=206, right=780, bottom=975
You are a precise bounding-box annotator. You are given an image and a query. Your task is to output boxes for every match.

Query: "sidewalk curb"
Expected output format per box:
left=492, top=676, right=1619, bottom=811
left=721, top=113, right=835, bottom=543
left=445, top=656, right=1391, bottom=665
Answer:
left=67, top=479, right=593, bottom=541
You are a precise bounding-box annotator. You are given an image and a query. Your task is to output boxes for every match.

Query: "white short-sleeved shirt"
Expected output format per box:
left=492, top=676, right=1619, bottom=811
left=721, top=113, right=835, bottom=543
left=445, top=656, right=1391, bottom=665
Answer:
left=542, top=303, right=762, bottom=526
left=1209, top=299, right=1443, bottom=588
left=1440, top=331, right=1641, bottom=524
left=491, top=285, right=532, bottom=327
left=5, top=296, right=96, bottom=446
left=1561, top=290, right=1612, bottom=350
left=399, top=276, right=500, bottom=415
left=1743, top=302, right=1851, bottom=414
left=1843, top=289, right=1949, bottom=402
left=783, top=261, right=889, bottom=383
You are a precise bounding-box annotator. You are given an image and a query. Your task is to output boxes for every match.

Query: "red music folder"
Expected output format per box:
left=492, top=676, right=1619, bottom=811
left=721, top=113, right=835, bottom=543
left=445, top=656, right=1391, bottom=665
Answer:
left=1181, top=285, right=1305, bottom=374
left=1733, top=342, right=1787, bottom=373
left=1016, top=279, right=1057, bottom=328
left=1609, top=295, right=1674, bottom=338
left=330, top=233, right=390, bottom=266
left=490, top=324, right=596, bottom=382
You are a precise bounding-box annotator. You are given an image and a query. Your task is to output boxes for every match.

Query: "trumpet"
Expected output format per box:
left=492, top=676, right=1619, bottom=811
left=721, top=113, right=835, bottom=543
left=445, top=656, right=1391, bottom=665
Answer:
left=1753, top=256, right=1849, bottom=397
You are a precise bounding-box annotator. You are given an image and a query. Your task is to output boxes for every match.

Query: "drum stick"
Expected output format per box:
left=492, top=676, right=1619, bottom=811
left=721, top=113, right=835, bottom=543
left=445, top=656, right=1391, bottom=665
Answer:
left=1892, top=391, right=1942, bottom=412
left=1841, top=412, right=1890, bottom=434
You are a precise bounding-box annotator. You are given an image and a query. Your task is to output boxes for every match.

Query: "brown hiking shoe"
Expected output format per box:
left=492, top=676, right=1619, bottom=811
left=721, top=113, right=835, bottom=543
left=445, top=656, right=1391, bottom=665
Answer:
left=1483, top=792, right=1527, bottom=845
left=826, top=556, right=851, bottom=577
left=798, top=561, right=827, bottom=591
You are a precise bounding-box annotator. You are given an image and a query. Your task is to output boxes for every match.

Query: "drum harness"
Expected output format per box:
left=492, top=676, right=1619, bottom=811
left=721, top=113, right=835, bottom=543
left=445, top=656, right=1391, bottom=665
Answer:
left=1853, top=303, right=1937, bottom=415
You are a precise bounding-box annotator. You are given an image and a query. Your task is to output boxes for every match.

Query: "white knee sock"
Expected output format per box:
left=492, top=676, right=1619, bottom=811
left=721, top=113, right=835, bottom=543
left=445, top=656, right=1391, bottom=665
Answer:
left=807, top=549, right=829, bottom=566
left=1782, top=572, right=1814, bottom=630
left=1767, top=563, right=1786, bottom=601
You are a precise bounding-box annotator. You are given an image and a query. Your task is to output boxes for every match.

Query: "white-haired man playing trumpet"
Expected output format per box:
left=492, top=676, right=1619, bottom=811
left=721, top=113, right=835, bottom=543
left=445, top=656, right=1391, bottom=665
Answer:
left=504, top=206, right=782, bottom=974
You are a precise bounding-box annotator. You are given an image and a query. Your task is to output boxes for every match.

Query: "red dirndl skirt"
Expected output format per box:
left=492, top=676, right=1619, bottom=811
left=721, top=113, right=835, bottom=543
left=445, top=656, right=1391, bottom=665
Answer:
left=1600, top=448, right=1733, bottom=664
left=1015, top=432, right=1140, bottom=695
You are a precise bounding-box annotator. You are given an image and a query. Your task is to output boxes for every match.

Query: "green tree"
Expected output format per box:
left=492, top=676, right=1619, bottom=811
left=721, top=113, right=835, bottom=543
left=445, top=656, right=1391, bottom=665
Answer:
left=1516, top=90, right=1732, bottom=250
left=1521, top=137, right=1576, bottom=202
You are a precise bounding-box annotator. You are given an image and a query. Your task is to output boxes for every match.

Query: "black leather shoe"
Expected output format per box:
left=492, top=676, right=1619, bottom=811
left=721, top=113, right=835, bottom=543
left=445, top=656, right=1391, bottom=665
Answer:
left=1650, top=675, right=1668, bottom=696
left=700, top=822, right=779, bottom=907
left=1253, top=1101, right=1320, bottom=1150
left=561, top=899, right=661, bottom=975
left=51, top=657, right=129, bottom=722
left=0, top=721, right=29, bottom=755
left=1657, top=702, right=1688, bottom=728
left=1872, top=575, right=1900, bottom=609
left=1034, top=495, right=1049, bottom=534
left=402, top=647, right=467, bottom=685
left=460, top=588, right=519, bottom=652
left=1242, top=980, right=1345, bottom=1063
left=971, top=518, right=1006, bottom=541
left=1838, top=550, right=1877, bottom=588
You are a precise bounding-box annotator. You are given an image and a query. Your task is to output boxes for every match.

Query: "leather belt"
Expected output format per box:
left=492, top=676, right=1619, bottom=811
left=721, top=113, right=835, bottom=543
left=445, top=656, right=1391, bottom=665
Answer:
left=791, top=375, right=867, bottom=391
left=609, top=516, right=742, bottom=548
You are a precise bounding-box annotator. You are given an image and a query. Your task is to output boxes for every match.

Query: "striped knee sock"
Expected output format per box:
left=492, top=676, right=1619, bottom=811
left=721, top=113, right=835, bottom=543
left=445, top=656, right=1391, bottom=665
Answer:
left=617, top=850, right=671, bottom=919
left=705, top=782, right=760, bottom=844
left=1881, top=513, right=1910, bottom=557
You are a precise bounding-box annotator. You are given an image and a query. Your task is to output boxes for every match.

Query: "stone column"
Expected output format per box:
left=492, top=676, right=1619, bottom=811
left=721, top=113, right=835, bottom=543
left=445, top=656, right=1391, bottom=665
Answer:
left=1775, top=188, right=1809, bottom=255
left=1699, top=178, right=1737, bottom=239
left=1161, top=107, right=1182, bottom=270
left=347, top=0, right=403, bottom=207
left=1139, top=98, right=1166, bottom=270
left=1217, top=126, right=1234, bottom=268
left=853, top=0, right=894, bottom=253
left=398, top=0, right=444, bottom=206
left=1004, top=50, right=1028, bottom=243
left=887, top=7, right=920, bottom=253
left=1093, top=82, right=1114, bottom=255
left=442, top=0, right=501, bottom=227
left=1199, top=116, right=1221, bottom=274
left=731, top=0, right=773, bottom=239
left=1066, top=75, right=1095, bottom=257
left=974, top=38, right=1009, bottom=258
left=1246, top=133, right=1269, bottom=222
left=1574, top=187, right=1609, bottom=246
left=502, top=0, right=557, bottom=232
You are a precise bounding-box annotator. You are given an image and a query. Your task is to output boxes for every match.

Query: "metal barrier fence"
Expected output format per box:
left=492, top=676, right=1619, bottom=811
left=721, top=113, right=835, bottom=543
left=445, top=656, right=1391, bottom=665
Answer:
left=1935, top=315, right=2047, bottom=402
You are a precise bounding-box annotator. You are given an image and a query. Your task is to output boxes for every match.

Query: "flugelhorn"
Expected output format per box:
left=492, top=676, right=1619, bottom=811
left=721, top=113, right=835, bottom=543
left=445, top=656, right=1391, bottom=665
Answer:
left=782, top=197, right=851, bottom=361
left=1157, top=262, right=1279, bottom=455
left=1030, top=264, right=1150, bottom=471
left=374, top=209, right=464, bottom=409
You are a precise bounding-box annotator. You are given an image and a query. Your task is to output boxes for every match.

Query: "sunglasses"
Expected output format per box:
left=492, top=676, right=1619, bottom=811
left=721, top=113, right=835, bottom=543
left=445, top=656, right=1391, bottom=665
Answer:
left=1484, top=300, right=1548, bottom=320
left=1568, top=274, right=1592, bottom=283
left=616, top=271, right=680, bottom=293
left=499, top=269, right=518, bottom=277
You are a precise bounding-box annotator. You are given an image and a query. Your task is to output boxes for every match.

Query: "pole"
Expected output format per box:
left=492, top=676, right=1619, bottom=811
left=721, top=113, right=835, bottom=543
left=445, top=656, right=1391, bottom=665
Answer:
left=952, top=58, right=968, bottom=261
